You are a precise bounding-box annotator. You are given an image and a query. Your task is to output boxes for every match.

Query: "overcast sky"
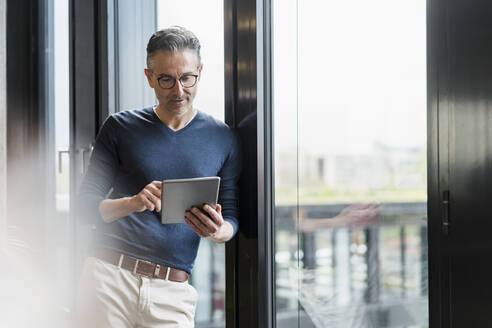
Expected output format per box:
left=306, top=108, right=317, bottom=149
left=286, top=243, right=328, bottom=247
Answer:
left=274, top=0, right=426, bottom=155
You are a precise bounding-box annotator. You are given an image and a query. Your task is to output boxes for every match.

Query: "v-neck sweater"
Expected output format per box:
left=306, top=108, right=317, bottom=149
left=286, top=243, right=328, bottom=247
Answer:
left=78, top=107, right=240, bottom=273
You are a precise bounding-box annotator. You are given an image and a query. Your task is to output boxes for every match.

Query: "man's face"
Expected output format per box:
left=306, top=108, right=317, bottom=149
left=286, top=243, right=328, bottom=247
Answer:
left=144, top=49, right=202, bottom=117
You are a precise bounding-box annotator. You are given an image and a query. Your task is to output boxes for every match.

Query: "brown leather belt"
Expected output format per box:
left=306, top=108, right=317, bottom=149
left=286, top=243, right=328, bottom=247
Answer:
left=93, top=249, right=189, bottom=282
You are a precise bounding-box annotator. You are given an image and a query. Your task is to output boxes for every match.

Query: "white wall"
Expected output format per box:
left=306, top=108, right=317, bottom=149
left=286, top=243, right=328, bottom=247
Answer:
left=117, top=0, right=157, bottom=111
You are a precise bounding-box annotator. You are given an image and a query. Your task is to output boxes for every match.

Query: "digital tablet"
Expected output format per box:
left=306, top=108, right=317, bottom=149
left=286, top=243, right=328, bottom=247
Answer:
left=161, top=176, right=221, bottom=224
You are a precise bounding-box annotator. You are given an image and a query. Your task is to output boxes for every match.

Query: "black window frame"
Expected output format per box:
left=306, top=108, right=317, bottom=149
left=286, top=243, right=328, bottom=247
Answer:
left=225, top=0, right=275, bottom=327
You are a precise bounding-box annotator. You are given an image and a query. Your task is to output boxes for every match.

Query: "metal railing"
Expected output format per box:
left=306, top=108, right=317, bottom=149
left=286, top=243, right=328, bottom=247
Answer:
left=275, top=203, right=428, bottom=328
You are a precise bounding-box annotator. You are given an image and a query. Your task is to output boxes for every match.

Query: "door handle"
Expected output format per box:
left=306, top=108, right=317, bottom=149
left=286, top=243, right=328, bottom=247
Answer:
left=79, top=143, right=94, bottom=175
left=57, top=149, right=70, bottom=174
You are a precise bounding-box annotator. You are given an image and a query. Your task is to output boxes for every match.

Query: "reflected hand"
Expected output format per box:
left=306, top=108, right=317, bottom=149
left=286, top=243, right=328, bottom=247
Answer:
left=336, top=203, right=380, bottom=228
left=298, top=203, right=380, bottom=232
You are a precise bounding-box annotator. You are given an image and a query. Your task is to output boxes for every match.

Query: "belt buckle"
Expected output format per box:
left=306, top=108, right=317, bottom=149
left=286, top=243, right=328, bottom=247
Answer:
left=133, top=258, right=153, bottom=275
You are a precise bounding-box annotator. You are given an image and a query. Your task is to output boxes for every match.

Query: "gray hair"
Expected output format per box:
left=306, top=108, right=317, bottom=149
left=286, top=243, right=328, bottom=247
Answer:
left=146, top=26, right=201, bottom=70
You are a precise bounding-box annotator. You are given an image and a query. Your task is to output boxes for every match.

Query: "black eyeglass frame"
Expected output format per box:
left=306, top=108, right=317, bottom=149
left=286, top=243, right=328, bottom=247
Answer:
left=155, top=73, right=199, bottom=90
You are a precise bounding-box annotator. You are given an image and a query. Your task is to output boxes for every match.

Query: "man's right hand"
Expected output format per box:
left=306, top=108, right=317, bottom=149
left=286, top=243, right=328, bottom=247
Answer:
left=130, top=180, right=162, bottom=212
left=98, top=180, right=162, bottom=223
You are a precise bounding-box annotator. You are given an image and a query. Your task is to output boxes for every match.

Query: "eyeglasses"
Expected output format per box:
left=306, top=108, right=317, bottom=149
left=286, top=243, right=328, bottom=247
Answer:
left=156, top=73, right=199, bottom=90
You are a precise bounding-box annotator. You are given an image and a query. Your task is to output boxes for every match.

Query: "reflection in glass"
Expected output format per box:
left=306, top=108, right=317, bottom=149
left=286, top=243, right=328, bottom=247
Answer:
left=274, top=0, right=427, bottom=327
left=52, top=0, right=72, bottom=318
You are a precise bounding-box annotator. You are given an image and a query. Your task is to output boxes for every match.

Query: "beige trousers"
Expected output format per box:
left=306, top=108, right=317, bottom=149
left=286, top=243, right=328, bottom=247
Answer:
left=75, top=257, right=197, bottom=328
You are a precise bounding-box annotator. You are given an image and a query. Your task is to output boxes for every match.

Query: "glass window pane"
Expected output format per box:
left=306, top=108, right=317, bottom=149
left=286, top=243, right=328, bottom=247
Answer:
left=273, top=0, right=300, bottom=326
left=156, top=2, right=226, bottom=326
left=54, top=0, right=70, bottom=213
left=273, top=0, right=428, bottom=327
left=157, top=1, right=224, bottom=122
left=52, top=0, right=72, bottom=317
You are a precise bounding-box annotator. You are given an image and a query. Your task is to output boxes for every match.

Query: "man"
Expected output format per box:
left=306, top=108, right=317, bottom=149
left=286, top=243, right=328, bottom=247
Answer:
left=76, top=26, right=240, bottom=327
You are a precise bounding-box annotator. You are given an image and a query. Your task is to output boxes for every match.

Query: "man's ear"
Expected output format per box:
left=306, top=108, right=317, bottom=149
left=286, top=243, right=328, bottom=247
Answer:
left=144, top=69, right=155, bottom=88
left=197, top=64, right=203, bottom=80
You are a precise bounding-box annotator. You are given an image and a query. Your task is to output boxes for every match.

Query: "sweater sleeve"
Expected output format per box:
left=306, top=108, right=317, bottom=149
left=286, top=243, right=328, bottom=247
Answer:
left=217, top=130, right=242, bottom=238
left=77, top=116, right=119, bottom=225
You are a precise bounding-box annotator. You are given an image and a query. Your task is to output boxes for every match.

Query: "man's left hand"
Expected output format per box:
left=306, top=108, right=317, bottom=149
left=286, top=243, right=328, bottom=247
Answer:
left=185, top=203, right=233, bottom=242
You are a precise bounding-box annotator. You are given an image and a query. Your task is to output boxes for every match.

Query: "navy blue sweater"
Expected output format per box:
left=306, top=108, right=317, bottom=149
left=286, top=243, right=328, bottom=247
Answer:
left=78, top=107, right=240, bottom=273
